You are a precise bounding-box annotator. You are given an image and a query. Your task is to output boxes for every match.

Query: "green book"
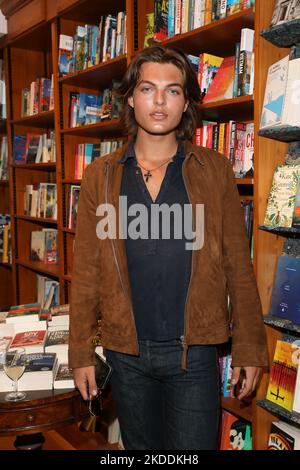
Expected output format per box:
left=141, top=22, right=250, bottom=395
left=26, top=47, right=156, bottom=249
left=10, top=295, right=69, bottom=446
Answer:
left=264, top=164, right=300, bottom=228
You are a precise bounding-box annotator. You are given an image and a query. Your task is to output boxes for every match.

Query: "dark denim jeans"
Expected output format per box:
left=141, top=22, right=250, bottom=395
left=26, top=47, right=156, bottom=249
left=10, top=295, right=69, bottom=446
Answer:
left=105, top=339, right=220, bottom=450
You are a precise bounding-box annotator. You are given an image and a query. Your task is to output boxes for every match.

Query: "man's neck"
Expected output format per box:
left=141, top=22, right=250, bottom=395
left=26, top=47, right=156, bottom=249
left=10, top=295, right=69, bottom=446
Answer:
left=134, top=131, right=178, bottom=163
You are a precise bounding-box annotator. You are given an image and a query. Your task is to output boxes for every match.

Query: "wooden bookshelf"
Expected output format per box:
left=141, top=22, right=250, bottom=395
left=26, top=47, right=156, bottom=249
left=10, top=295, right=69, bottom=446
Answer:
left=59, top=54, right=127, bottom=89
left=0, top=0, right=286, bottom=451
left=11, top=110, right=55, bottom=128
left=221, top=397, right=253, bottom=423
left=60, top=119, right=123, bottom=138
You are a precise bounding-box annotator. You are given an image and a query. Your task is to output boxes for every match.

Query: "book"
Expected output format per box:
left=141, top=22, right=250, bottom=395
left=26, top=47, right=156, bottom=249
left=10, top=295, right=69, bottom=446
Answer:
left=268, top=421, right=300, bottom=450
left=6, top=303, right=41, bottom=324
left=269, top=255, right=300, bottom=325
left=260, top=55, right=289, bottom=129
left=53, top=363, right=75, bottom=389
left=264, top=164, right=300, bottom=228
left=270, top=0, right=298, bottom=27
left=0, top=353, right=57, bottom=392
left=58, top=34, right=74, bottom=76
left=202, top=56, right=235, bottom=103
left=9, top=330, right=47, bottom=354
left=45, top=329, right=69, bottom=363
left=266, top=338, right=299, bottom=412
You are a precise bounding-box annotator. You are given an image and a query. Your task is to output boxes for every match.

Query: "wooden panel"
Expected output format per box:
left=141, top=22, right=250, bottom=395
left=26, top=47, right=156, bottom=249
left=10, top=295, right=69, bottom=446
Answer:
left=6, top=0, right=46, bottom=39
left=252, top=0, right=290, bottom=451
left=10, top=48, right=51, bottom=120
left=57, top=0, right=79, bottom=13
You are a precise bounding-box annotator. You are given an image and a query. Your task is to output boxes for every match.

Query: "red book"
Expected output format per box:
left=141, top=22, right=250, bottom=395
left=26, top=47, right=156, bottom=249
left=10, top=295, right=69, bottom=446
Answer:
left=202, top=56, right=235, bottom=103
left=10, top=330, right=47, bottom=354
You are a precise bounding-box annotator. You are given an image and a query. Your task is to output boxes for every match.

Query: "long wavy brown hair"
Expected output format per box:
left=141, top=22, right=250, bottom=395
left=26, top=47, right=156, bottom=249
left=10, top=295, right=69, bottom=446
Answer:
left=118, top=45, right=202, bottom=140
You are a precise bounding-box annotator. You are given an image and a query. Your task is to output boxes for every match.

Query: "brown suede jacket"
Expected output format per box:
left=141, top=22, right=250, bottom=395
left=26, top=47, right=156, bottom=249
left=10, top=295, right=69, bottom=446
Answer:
left=69, top=140, right=268, bottom=370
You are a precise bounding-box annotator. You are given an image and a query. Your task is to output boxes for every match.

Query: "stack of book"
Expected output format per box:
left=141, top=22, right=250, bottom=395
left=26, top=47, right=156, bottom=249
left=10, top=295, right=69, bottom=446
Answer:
left=58, top=12, right=127, bottom=76
left=21, top=75, right=54, bottom=117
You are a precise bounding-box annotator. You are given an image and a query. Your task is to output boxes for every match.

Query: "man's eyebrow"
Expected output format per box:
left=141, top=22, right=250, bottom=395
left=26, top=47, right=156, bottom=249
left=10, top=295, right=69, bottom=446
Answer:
left=137, top=80, right=183, bottom=88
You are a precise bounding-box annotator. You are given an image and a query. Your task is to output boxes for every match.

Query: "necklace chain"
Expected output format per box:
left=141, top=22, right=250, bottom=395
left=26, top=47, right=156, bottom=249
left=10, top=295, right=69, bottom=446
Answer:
left=136, top=157, right=174, bottom=183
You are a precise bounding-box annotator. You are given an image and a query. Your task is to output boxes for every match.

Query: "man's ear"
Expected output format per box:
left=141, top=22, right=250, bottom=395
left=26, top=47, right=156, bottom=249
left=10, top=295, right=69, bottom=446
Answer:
left=128, top=96, right=134, bottom=108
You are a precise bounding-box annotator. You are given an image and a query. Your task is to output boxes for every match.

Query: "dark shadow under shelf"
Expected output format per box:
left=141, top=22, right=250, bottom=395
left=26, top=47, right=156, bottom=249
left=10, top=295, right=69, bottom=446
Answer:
left=61, top=119, right=123, bottom=138
left=259, top=224, right=300, bottom=237
left=264, top=314, right=300, bottom=335
left=12, top=111, right=55, bottom=129
left=200, top=95, right=254, bottom=122
left=259, top=126, right=300, bottom=143
left=59, top=55, right=127, bottom=90
left=221, top=397, right=252, bottom=423
left=257, top=399, right=300, bottom=427
left=261, top=20, right=300, bottom=48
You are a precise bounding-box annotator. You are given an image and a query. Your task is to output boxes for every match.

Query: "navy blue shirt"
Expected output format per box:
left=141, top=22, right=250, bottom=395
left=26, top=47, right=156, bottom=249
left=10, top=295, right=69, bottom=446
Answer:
left=119, top=141, right=192, bottom=341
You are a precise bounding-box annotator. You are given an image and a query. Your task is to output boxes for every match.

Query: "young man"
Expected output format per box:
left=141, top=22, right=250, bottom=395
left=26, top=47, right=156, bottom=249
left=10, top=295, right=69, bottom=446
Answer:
left=69, top=46, right=268, bottom=450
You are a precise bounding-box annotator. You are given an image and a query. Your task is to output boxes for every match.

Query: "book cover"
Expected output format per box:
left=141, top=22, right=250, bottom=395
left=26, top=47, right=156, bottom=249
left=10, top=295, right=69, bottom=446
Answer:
left=264, top=164, right=300, bottom=227
left=10, top=330, right=47, bottom=348
left=260, top=55, right=289, bottom=129
left=13, top=135, right=27, bottom=164
left=154, top=0, right=168, bottom=42
left=30, top=231, right=46, bottom=262
left=44, top=230, right=58, bottom=264
left=269, top=255, right=300, bottom=325
left=202, top=56, right=235, bottom=103
left=268, top=421, right=300, bottom=450
left=54, top=363, right=75, bottom=389
left=266, top=339, right=299, bottom=412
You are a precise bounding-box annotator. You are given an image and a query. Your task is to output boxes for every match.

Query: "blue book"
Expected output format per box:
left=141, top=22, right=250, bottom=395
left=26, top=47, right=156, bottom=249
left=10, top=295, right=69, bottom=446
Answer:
left=269, top=255, right=300, bottom=325
left=13, top=135, right=27, bottom=164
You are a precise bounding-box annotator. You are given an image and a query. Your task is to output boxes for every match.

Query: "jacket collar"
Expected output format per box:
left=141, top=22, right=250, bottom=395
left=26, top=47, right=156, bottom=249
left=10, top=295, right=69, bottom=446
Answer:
left=109, top=139, right=205, bottom=167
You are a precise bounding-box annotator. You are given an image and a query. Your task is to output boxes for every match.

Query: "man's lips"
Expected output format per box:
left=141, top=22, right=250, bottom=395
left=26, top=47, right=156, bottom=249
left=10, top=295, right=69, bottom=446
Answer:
left=150, top=112, right=168, bottom=120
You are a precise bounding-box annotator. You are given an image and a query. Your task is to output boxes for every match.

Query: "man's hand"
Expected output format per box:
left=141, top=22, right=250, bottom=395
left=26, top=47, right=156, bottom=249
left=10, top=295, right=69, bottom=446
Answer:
left=231, top=366, right=262, bottom=400
left=73, top=366, right=98, bottom=401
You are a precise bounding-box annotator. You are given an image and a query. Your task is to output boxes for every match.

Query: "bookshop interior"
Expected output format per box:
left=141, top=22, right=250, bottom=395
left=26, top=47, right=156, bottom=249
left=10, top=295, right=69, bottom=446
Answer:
left=0, top=0, right=300, bottom=452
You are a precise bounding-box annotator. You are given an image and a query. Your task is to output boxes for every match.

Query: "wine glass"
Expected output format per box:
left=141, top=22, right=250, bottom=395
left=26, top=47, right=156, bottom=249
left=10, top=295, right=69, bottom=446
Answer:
left=2, top=347, right=26, bottom=402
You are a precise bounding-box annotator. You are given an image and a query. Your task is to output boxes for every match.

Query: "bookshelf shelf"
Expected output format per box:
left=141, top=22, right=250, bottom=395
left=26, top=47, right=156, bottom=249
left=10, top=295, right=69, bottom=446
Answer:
left=15, top=215, right=58, bottom=225
left=62, top=179, right=81, bottom=185
left=259, top=224, right=300, bottom=237
left=264, top=315, right=300, bottom=335
left=200, top=95, right=254, bottom=121
left=61, top=119, right=123, bottom=138
left=257, top=400, right=300, bottom=427
left=63, top=275, right=72, bottom=281
left=59, top=55, right=127, bottom=89
left=221, top=397, right=253, bottom=423
left=258, top=126, right=300, bottom=143
left=16, top=259, right=60, bottom=278
left=158, top=8, right=255, bottom=57
left=62, top=228, right=75, bottom=234
left=260, top=20, right=300, bottom=48
left=12, top=111, right=55, bottom=128
left=12, top=162, right=56, bottom=171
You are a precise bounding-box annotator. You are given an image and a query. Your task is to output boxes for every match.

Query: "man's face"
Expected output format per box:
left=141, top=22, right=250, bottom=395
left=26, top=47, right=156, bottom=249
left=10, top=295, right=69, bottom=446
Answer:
left=128, top=61, right=188, bottom=136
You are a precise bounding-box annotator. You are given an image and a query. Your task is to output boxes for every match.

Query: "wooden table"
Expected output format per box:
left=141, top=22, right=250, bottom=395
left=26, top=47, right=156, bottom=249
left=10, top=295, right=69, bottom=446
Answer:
left=0, top=389, right=89, bottom=449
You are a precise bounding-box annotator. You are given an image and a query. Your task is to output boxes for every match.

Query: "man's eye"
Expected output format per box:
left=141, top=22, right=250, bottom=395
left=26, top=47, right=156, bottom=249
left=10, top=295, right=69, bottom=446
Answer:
left=168, top=89, right=180, bottom=95
left=141, top=87, right=152, bottom=92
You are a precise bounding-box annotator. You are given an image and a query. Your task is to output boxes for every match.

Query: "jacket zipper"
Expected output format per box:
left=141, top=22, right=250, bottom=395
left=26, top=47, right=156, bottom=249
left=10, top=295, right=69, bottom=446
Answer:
left=180, top=153, right=196, bottom=370
left=105, top=162, right=139, bottom=354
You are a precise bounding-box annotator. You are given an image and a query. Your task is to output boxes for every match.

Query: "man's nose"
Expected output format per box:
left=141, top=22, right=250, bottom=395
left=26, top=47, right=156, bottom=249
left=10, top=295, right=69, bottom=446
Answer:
left=154, top=90, right=165, bottom=105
